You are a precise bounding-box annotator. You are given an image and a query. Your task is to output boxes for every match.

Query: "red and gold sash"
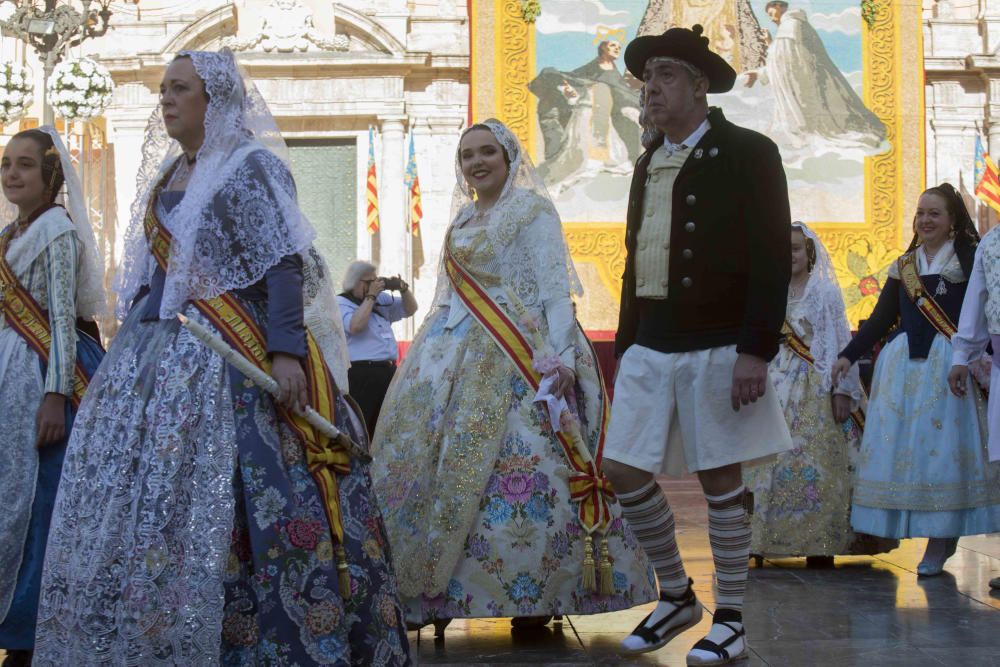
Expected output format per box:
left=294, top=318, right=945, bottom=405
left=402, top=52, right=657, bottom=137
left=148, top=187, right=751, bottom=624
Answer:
left=781, top=319, right=865, bottom=431
left=897, top=252, right=957, bottom=340
left=444, top=246, right=614, bottom=535
left=0, top=225, right=91, bottom=408
left=144, top=187, right=354, bottom=596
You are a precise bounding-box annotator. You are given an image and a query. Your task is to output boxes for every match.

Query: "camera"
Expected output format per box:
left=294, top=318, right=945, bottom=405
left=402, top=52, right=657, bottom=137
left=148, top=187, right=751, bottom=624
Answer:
left=379, top=276, right=404, bottom=291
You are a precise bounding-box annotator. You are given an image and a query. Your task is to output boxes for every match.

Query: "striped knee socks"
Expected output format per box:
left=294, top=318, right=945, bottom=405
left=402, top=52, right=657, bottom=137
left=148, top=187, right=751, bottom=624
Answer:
left=616, top=479, right=689, bottom=597
left=706, top=485, right=751, bottom=612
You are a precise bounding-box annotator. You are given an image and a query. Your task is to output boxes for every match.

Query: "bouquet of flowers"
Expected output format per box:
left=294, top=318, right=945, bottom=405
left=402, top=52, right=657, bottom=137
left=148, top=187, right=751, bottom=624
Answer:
left=0, top=62, right=34, bottom=125
left=47, top=58, right=114, bottom=121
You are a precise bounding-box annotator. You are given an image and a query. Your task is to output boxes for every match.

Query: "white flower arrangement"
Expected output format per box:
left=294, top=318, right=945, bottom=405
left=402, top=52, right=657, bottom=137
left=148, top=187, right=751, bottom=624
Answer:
left=47, top=57, right=113, bottom=121
left=0, top=62, right=34, bottom=125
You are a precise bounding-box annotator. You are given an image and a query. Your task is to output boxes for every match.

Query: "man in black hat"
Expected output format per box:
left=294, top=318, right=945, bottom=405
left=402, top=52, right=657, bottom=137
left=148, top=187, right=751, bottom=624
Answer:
left=601, top=25, right=792, bottom=664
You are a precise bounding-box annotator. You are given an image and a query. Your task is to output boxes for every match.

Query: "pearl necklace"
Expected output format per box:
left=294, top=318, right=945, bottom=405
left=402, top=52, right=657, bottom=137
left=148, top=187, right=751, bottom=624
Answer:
left=923, top=244, right=944, bottom=265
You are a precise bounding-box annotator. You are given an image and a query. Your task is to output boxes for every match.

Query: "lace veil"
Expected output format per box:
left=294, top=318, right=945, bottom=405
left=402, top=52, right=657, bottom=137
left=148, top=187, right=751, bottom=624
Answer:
left=430, top=118, right=582, bottom=310
left=114, top=49, right=349, bottom=387
left=794, top=222, right=861, bottom=398
left=1, top=127, right=105, bottom=320
left=47, top=128, right=105, bottom=320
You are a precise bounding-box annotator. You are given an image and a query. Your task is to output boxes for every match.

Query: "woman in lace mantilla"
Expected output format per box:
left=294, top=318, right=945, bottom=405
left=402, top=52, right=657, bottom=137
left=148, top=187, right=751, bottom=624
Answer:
left=743, top=222, right=896, bottom=562
left=0, top=128, right=105, bottom=665
left=371, top=120, right=656, bottom=630
left=832, top=183, right=1000, bottom=577
left=34, top=51, right=410, bottom=666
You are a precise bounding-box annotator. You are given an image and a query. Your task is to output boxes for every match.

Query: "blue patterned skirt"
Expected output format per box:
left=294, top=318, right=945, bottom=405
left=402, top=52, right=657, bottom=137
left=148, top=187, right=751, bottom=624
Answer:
left=0, top=330, right=103, bottom=649
left=850, top=334, right=1000, bottom=538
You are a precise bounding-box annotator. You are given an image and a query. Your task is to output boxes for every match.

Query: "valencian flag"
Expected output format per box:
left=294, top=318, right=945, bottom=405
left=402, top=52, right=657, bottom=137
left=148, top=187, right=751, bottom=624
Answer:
left=366, top=126, right=380, bottom=263
left=975, top=136, right=1000, bottom=215
left=405, top=131, right=425, bottom=277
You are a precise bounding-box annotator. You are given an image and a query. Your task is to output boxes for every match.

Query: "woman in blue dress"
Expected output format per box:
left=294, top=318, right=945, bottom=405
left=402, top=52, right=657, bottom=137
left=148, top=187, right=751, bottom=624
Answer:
left=832, top=183, right=1000, bottom=576
left=0, top=127, right=105, bottom=667
left=34, top=50, right=410, bottom=665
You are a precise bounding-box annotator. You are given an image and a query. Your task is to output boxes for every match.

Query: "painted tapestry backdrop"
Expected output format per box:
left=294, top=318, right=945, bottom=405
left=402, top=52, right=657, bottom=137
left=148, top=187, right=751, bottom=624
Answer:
left=472, top=1, right=924, bottom=329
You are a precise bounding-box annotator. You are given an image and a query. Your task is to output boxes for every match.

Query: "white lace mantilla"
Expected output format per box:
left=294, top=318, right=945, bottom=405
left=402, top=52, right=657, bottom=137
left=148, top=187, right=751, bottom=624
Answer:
left=112, top=49, right=349, bottom=388
left=115, top=50, right=315, bottom=320
left=791, top=223, right=862, bottom=398
left=977, top=227, right=1000, bottom=335
left=430, top=119, right=583, bottom=367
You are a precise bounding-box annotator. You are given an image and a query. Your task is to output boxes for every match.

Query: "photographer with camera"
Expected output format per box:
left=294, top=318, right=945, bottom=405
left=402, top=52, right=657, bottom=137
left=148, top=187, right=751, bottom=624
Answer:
left=337, top=260, right=418, bottom=437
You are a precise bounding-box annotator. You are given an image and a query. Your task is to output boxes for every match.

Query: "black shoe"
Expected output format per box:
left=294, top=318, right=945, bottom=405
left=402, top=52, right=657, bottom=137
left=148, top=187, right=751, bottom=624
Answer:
left=621, top=578, right=703, bottom=654
left=2, top=650, right=32, bottom=667
left=687, top=609, right=747, bottom=665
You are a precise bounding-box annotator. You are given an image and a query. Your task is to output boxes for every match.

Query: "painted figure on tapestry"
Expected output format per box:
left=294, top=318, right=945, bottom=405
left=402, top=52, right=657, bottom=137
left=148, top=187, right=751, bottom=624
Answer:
left=529, top=39, right=642, bottom=191
left=832, top=183, right=1000, bottom=578
left=0, top=128, right=106, bottom=667
left=744, top=1, right=886, bottom=151
left=743, top=222, right=896, bottom=563
left=371, top=119, right=656, bottom=635
left=637, top=0, right=767, bottom=71
left=33, top=50, right=411, bottom=666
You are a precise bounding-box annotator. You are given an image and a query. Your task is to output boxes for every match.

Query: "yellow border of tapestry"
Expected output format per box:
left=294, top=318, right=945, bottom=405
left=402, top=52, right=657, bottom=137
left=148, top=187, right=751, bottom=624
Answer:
left=470, top=1, right=924, bottom=327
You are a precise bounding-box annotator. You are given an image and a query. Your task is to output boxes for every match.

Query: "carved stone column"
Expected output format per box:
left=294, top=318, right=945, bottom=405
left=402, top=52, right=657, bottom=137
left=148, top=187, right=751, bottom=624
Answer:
left=378, top=115, right=408, bottom=336
left=105, top=82, right=158, bottom=261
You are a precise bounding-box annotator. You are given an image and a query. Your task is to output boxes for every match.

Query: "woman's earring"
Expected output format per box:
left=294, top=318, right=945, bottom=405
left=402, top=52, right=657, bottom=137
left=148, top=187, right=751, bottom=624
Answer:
left=950, top=227, right=957, bottom=239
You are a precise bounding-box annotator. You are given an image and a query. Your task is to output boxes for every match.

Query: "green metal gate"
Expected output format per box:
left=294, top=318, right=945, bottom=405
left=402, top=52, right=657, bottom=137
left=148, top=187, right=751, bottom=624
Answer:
left=286, top=138, right=357, bottom=289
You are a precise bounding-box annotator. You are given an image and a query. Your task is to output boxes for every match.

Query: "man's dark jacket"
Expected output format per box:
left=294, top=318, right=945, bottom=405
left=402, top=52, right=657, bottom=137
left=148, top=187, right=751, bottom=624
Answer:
left=615, top=107, right=792, bottom=361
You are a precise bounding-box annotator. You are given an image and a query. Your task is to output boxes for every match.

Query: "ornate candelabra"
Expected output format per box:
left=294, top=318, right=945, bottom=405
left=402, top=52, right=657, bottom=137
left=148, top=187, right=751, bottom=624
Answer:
left=0, top=1, right=133, bottom=124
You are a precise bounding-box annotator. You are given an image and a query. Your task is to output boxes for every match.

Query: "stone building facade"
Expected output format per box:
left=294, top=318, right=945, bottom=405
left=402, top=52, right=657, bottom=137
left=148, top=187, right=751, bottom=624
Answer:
left=3, top=0, right=469, bottom=334
left=924, top=0, right=1000, bottom=231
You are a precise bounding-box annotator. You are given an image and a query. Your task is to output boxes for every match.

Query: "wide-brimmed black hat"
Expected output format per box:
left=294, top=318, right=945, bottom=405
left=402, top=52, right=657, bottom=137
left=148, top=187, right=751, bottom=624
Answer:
left=624, top=25, right=737, bottom=93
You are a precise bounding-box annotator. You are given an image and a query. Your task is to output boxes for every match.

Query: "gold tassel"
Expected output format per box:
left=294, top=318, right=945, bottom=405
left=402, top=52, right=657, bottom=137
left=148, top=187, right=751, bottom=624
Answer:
left=336, top=545, right=352, bottom=599
left=581, top=534, right=596, bottom=592
left=598, top=538, right=614, bottom=595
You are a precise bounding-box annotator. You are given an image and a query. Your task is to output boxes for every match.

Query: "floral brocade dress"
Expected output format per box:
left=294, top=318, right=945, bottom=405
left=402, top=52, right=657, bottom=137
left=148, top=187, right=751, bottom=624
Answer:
left=372, top=224, right=656, bottom=623
left=34, top=190, right=410, bottom=666
left=744, top=296, right=896, bottom=557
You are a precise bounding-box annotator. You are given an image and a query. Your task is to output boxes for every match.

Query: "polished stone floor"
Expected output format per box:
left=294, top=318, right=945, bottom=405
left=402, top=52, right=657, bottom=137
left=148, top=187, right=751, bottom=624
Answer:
left=3, top=478, right=998, bottom=666
left=411, top=476, right=1000, bottom=666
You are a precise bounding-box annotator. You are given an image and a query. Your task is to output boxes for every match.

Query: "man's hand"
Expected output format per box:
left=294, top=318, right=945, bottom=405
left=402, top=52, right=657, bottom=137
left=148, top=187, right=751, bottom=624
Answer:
left=731, top=353, right=768, bottom=411
left=831, top=393, right=851, bottom=423
left=948, top=364, right=970, bottom=397
left=744, top=72, right=758, bottom=88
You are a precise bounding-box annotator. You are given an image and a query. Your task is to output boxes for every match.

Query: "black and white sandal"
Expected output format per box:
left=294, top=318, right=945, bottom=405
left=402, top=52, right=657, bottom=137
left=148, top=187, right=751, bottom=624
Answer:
left=686, top=609, right=748, bottom=665
left=621, top=578, right=703, bottom=654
